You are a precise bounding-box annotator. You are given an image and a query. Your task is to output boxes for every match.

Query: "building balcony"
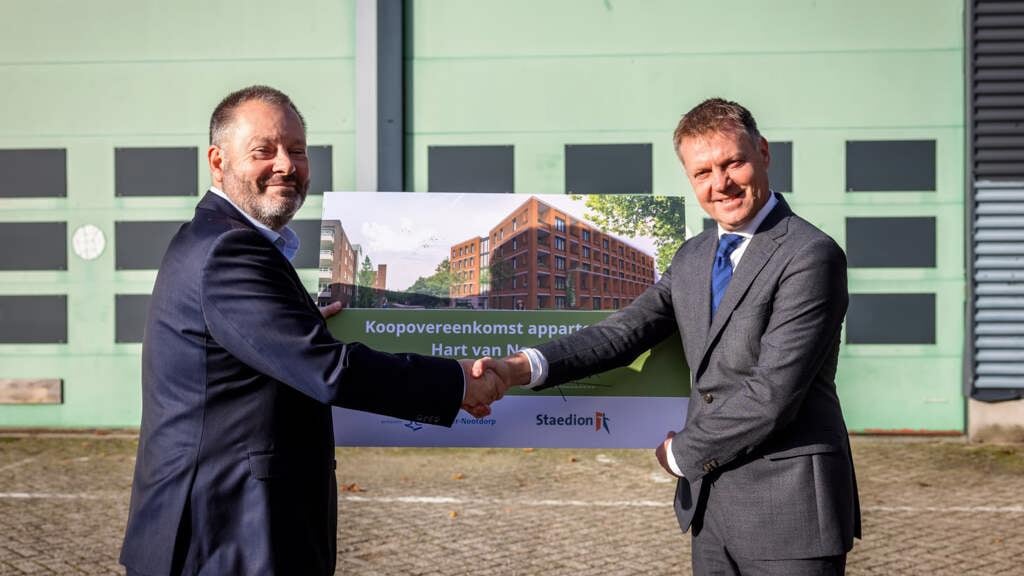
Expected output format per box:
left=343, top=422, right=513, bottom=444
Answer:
left=319, top=250, right=333, bottom=263
left=319, top=267, right=332, bottom=279
left=317, top=228, right=333, bottom=247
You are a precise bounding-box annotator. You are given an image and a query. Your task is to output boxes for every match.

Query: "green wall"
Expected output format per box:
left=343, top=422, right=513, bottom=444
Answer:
left=1, top=0, right=966, bottom=431
left=0, top=0, right=356, bottom=426
left=406, top=0, right=965, bottom=431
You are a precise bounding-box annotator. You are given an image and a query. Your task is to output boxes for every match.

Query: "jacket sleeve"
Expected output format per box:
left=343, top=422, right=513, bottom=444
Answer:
left=673, top=238, right=849, bottom=481
left=535, top=264, right=680, bottom=386
left=199, top=228, right=464, bottom=427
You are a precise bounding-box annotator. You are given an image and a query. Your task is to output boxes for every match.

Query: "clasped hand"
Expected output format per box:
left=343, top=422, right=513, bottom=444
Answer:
left=457, top=356, right=523, bottom=418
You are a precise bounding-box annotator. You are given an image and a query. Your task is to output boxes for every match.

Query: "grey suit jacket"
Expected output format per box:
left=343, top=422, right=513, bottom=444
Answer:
left=535, top=196, right=860, bottom=560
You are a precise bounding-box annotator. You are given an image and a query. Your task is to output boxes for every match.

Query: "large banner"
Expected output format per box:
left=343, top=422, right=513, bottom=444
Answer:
left=321, top=193, right=689, bottom=448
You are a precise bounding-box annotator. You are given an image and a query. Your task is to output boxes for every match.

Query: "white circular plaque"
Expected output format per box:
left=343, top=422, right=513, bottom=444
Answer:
left=71, top=224, right=106, bottom=261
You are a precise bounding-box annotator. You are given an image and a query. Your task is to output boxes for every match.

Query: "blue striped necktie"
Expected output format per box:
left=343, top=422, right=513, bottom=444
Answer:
left=711, top=234, right=745, bottom=315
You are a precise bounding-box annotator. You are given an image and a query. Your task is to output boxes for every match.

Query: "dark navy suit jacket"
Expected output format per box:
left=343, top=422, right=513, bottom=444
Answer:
left=121, top=192, right=464, bottom=575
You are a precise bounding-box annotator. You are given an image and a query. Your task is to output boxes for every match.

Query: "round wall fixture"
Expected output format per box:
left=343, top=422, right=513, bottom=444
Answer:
left=71, top=224, right=106, bottom=261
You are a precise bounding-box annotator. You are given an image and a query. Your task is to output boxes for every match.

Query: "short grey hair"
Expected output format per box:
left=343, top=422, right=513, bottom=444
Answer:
left=209, top=85, right=306, bottom=146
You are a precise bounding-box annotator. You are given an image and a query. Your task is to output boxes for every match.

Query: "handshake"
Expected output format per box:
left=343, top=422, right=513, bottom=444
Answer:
left=457, top=354, right=531, bottom=418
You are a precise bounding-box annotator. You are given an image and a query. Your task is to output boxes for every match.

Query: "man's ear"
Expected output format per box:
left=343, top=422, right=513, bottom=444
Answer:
left=758, top=136, right=771, bottom=170
left=208, top=145, right=225, bottom=187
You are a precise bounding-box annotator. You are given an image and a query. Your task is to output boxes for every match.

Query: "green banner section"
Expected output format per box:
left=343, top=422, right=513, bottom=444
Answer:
left=327, top=309, right=689, bottom=398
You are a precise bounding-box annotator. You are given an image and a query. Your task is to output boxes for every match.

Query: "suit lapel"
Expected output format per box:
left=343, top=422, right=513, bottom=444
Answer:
left=699, top=198, right=792, bottom=365
left=199, top=191, right=322, bottom=316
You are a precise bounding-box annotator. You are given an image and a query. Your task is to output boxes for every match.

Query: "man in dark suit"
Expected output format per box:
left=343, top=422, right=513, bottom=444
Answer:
left=120, top=85, right=501, bottom=576
left=476, top=98, right=860, bottom=575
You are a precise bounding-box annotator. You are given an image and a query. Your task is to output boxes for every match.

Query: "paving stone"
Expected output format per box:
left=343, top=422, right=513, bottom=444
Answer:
left=0, top=435, right=1022, bottom=574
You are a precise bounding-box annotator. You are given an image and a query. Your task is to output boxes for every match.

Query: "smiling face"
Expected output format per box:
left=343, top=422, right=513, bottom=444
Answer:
left=208, top=99, right=310, bottom=230
left=678, top=129, right=771, bottom=232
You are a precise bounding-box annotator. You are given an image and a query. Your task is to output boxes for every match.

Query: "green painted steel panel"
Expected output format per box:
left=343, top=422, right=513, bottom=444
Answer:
left=0, top=1, right=354, bottom=428
left=0, top=0, right=967, bottom=432
left=405, top=1, right=966, bottom=432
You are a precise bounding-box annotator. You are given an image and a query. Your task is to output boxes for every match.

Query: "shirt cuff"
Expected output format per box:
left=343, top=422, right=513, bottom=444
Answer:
left=519, top=348, right=548, bottom=389
left=666, top=439, right=685, bottom=478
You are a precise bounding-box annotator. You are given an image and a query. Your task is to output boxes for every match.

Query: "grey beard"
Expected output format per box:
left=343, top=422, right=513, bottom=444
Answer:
left=241, top=192, right=304, bottom=230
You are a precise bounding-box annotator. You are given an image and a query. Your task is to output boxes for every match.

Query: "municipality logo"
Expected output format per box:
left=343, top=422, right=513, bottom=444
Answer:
left=535, top=411, right=611, bottom=434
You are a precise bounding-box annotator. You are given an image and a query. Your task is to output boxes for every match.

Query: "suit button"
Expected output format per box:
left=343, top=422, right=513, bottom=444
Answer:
left=702, top=393, right=714, bottom=404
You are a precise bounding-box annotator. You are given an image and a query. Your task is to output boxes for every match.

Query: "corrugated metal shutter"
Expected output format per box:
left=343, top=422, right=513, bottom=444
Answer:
left=969, top=0, right=1024, bottom=399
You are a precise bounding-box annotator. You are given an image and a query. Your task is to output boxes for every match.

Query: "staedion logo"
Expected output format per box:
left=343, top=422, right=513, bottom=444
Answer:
left=536, top=411, right=611, bottom=434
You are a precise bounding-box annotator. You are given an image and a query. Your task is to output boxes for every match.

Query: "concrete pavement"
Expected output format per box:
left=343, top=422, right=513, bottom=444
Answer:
left=1, top=435, right=1022, bottom=575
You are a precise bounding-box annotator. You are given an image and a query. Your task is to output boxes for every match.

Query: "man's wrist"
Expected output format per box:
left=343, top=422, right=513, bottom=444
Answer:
left=516, top=349, right=548, bottom=389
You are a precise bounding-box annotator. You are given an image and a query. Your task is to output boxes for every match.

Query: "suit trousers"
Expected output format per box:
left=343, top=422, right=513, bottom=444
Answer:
left=691, top=498, right=846, bottom=576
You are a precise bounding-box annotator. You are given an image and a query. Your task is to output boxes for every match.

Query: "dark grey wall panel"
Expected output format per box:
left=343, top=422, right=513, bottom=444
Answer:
left=0, top=222, right=66, bottom=270
left=428, top=145, right=514, bottom=193
left=115, top=147, right=198, bottom=196
left=847, top=293, right=935, bottom=344
left=115, top=294, right=150, bottom=343
left=0, top=149, right=66, bottom=197
left=115, top=221, right=185, bottom=270
left=768, top=141, right=792, bottom=193
left=307, top=145, right=333, bottom=195
left=0, top=295, right=67, bottom=343
left=565, top=143, right=652, bottom=195
left=290, top=219, right=324, bottom=269
left=847, top=217, right=936, bottom=268
left=845, top=140, right=936, bottom=192
left=969, top=1, right=1024, bottom=183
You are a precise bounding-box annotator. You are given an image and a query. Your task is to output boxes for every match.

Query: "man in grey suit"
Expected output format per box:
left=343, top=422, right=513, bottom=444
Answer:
left=477, top=98, right=860, bottom=575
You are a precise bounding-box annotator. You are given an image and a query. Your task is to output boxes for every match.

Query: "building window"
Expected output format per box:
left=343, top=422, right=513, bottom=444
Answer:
left=555, top=217, right=566, bottom=232
left=555, top=256, right=566, bottom=270
left=603, top=254, right=610, bottom=265
left=555, top=237, right=566, bottom=251
left=555, top=276, right=567, bottom=290
left=582, top=229, right=591, bottom=242
left=555, top=296, right=567, bottom=309
left=593, top=297, right=601, bottom=310
left=582, top=246, right=591, bottom=258
left=512, top=219, right=518, bottom=232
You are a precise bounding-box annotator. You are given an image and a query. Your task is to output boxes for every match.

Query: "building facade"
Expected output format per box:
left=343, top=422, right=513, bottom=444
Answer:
left=450, top=236, right=487, bottom=307
left=478, top=197, right=655, bottom=311
left=318, top=219, right=359, bottom=307
left=1, top=0, right=1019, bottom=434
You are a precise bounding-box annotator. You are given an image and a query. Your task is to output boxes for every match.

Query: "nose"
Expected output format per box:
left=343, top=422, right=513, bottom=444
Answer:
left=710, top=169, right=730, bottom=194
left=273, top=147, right=295, bottom=175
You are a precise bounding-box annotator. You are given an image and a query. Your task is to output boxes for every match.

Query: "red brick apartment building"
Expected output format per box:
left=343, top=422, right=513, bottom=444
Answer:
left=319, top=219, right=359, bottom=306
left=450, top=236, right=490, bottom=308
left=450, top=197, right=655, bottom=311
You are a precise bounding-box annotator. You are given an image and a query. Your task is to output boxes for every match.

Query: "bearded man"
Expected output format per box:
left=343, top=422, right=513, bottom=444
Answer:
left=120, top=85, right=501, bottom=576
